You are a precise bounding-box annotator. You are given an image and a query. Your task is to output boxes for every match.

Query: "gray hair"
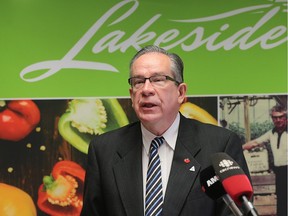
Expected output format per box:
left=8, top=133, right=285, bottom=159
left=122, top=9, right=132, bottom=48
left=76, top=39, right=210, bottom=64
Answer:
left=269, top=105, right=287, bottom=116
left=129, top=45, right=184, bottom=83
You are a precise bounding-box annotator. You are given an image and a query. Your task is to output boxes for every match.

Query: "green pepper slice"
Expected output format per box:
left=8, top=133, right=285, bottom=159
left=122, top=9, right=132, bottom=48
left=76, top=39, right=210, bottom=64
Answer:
left=58, top=98, right=129, bottom=154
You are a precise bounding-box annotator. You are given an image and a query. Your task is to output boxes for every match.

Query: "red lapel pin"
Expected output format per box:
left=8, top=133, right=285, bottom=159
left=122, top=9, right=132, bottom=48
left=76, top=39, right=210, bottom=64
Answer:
left=184, top=158, right=190, bottom=164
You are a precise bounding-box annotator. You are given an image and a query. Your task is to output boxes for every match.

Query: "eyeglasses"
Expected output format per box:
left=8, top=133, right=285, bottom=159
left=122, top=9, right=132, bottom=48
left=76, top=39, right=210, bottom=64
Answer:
left=271, top=114, right=286, bottom=120
left=128, top=75, right=180, bottom=90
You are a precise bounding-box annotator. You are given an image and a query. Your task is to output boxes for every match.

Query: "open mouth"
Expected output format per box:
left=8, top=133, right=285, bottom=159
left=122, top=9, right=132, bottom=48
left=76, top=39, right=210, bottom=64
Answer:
left=141, top=102, right=157, bottom=108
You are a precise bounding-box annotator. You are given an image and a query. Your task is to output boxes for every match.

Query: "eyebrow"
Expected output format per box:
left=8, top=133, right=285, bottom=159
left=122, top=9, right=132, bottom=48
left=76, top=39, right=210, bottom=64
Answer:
left=131, top=72, right=168, bottom=78
left=272, top=114, right=286, bottom=118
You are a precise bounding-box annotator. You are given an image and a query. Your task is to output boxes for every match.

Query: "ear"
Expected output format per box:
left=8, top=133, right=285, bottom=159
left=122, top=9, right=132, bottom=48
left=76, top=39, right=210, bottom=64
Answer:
left=129, top=88, right=134, bottom=106
left=178, top=83, right=187, bottom=104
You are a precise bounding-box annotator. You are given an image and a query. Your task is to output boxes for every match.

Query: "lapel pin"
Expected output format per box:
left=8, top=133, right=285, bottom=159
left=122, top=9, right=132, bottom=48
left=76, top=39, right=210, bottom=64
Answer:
left=189, top=166, right=195, bottom=172
left=184, top=158, right=190, bottom=164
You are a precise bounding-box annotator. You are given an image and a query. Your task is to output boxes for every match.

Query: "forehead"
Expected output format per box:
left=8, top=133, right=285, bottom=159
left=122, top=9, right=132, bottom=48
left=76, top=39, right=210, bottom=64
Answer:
left=271, top=111, right=286, bottom=117
left=131, top=52, right=171, bottom=75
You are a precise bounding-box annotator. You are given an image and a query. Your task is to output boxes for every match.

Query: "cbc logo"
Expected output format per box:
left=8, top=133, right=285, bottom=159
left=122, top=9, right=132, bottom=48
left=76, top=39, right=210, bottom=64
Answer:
left=219, top=159, right=233, bottom=168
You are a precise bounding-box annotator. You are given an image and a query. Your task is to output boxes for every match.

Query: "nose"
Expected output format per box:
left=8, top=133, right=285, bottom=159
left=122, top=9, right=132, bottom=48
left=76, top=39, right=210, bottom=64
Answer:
left=143, top=78, right=153, bottom=88
left=141, top=78, right=155, bottom=95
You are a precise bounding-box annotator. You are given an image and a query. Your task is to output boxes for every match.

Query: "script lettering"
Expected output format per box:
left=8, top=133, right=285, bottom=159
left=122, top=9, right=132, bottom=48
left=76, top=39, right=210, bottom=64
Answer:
left=20, top=0, right=287, bottom=82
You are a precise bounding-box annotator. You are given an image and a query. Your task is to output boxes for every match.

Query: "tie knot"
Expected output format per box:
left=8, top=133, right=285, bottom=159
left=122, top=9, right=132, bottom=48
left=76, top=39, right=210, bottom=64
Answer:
left=151, top=136, right=164, bottom=150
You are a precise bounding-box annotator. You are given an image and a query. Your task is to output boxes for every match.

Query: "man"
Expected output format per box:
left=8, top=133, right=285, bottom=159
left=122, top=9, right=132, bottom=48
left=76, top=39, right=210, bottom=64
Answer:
left=243, top=105, right=287, bottom=216
left=81, top=45, right=250, bottom=216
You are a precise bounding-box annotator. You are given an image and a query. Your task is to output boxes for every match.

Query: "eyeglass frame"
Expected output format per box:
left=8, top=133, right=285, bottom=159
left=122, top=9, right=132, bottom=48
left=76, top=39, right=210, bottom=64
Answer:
left=128, top=75, right=181, bottom=89
left=271, top=114, right=287, bottom=120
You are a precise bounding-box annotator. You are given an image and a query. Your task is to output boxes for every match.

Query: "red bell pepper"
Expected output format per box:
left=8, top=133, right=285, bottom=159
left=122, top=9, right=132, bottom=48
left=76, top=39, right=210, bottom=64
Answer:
left=0, top=100, right=40, bottom=141
left=38, top=160, right=86, bottom=216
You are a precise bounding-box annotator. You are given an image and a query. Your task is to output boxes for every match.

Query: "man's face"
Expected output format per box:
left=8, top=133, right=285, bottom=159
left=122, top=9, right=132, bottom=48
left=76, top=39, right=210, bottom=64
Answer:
left=271, top=111, right=287, bottom=130
left=129, top=52, right=186, bottom=132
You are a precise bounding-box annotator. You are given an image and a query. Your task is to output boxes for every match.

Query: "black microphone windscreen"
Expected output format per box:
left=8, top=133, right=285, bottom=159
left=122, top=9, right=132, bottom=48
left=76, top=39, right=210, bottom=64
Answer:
left=200, top=166, right=226, bottom=200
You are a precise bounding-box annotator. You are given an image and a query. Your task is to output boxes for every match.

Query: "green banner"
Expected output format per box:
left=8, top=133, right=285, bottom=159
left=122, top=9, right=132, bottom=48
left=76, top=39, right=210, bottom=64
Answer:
left=1, top=0, right=287, bottom=98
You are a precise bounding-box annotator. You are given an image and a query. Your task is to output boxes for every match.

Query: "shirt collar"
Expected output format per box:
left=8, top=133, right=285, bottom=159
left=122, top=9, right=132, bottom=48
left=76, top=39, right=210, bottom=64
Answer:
left=141, top=113, right=180, bottom=155
left=272, top=126, right=288, bottom=134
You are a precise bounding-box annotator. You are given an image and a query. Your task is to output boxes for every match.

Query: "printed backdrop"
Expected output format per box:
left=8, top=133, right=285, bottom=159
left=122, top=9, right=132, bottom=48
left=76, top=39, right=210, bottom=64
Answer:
left=0, top=0, right=287, bottom=215
left=0, top=0, right=287, bottom=98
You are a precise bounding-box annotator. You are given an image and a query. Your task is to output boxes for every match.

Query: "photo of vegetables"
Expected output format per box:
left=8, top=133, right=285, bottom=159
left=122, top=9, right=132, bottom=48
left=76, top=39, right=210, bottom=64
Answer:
left=0, top=96, right=217, bottom=215
left=37, top=160, right=85, bottom=216
left=58, top=99, right=129, bottom=154
left=0, top=100, right=41, bottom=142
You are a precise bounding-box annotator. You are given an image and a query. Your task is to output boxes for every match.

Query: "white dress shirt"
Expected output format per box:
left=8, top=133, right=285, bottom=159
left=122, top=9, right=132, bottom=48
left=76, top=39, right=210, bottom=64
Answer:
left=142, top=113, right=180, bottom=204
left=255, top=129, right=287, bottom=167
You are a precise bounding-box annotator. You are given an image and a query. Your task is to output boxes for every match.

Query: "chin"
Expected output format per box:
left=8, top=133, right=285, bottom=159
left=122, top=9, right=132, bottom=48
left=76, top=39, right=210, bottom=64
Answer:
left=139, top=113, right=162, bottom=123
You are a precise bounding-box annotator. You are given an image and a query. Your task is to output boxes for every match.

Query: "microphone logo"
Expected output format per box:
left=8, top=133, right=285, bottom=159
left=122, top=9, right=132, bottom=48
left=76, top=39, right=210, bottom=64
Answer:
left=218, top=159, right=241, bottom=174
left=219, top=159, right=234, bottom=168
left=206, top=175, right=219, bottom=187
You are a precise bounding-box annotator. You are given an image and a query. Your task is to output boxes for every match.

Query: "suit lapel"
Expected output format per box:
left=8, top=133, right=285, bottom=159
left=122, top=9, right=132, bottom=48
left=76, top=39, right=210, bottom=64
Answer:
left=112, top=116, right=202, bottom=216
left=113, top=123, right=144, bottom=216
left=163, top=115, right=202, bottom=216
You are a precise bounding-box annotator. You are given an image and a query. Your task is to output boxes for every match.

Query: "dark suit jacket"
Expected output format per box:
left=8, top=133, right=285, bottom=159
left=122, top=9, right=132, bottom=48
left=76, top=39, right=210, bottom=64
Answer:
left=81, top=114, right=250, bottom=216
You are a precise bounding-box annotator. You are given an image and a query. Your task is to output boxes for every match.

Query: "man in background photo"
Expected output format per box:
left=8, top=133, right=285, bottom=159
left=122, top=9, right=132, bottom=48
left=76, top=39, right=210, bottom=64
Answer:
left=243, top=105, right=287, bottom=216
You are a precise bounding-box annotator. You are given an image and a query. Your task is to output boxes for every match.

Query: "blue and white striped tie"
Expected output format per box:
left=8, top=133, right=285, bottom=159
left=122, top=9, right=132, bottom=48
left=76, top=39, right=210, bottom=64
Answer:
left=145, top=136, right=164, bottom=216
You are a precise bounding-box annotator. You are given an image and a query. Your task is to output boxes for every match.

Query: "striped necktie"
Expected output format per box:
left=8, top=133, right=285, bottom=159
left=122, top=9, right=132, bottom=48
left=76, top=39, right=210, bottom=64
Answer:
left=145, top=136, right=164, bottom=216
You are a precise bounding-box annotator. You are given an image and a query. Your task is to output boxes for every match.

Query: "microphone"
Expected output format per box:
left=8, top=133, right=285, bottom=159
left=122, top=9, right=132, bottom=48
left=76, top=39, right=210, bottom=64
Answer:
left=211, top=152, right=259, bottom=216
left=200, top=166, right=243, bottom=216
